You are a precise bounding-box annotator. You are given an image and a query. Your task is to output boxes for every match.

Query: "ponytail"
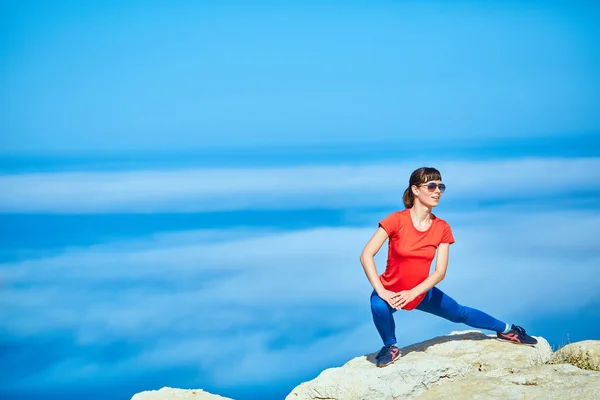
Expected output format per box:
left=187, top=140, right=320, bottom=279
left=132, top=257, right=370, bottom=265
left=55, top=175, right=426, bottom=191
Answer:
left=403, top=187, right=414, bottom=209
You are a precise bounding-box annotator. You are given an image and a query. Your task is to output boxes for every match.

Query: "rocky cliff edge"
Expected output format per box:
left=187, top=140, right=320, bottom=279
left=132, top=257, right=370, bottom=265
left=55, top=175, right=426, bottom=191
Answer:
left=131, top=330, right=600, bottom=400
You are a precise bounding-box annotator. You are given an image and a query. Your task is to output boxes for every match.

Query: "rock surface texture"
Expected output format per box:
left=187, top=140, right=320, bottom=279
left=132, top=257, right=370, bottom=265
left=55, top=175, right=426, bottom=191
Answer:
left=286, top=331, right=600, bottom=400
left=130, top=331, right=600, bottom=400
left=553, top=340, right=600, bottom=372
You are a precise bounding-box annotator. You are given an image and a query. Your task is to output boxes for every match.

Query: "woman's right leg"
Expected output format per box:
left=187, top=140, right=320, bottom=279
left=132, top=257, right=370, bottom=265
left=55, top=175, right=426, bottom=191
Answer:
left=370, top=290, right=397, bottom=345
left=415, top=287, right=507, bottom=332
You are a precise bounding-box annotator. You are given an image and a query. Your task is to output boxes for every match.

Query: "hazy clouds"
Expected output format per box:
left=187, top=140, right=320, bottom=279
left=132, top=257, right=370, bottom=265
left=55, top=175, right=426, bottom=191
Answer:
left=1, top=157, right=599, bottom=213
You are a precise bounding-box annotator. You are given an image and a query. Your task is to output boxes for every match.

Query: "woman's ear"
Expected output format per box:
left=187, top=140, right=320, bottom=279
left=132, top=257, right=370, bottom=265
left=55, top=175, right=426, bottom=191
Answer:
left=411, top=185, right=419, bottom=196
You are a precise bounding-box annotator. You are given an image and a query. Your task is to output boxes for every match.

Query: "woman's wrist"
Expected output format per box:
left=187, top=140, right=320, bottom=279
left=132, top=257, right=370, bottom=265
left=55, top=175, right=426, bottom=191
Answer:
left=375, top=286, right=385, bottom=295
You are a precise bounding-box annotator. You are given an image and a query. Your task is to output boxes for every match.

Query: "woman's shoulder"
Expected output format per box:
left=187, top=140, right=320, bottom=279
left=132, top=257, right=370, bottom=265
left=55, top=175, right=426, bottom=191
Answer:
left=379, top=209, right=408, bottom=231
left=392, top=209, right=411, bottom=221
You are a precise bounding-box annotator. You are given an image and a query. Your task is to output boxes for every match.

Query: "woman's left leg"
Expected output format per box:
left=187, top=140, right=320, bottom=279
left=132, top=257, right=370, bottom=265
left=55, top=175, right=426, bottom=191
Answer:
left=415, top=287, right=506, bottom=332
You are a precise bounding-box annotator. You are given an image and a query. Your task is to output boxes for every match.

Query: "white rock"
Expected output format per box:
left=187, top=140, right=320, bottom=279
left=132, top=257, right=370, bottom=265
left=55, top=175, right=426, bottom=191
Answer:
left=131, top=387, right=232, bottom=400
left=554, top=340, right=600, bottom=371
left=286, top=331, right=600, bottom=400
left=418, top=364, right=600, bottom=399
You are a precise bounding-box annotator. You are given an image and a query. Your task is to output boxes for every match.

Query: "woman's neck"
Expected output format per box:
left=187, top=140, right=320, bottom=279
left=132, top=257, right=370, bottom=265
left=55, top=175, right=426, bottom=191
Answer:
left=410, top=203, right=432, bottom=223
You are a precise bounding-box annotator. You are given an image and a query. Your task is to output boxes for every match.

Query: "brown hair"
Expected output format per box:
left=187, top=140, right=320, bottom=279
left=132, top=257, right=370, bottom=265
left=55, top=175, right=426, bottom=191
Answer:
left=402, top=167, right=442, bottom=208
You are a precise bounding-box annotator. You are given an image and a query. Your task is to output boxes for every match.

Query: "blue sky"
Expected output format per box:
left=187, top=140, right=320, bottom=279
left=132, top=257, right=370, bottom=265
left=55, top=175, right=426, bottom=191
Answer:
left=1, top=1, right=599, bottom=400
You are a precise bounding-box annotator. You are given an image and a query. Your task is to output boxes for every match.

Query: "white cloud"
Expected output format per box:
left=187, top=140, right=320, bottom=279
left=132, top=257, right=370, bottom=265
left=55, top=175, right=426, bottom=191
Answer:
left=1, top=157, right=599, bottom=213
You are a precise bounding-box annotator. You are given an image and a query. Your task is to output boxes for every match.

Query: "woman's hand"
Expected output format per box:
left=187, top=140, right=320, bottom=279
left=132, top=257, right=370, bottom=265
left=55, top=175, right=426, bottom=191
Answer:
left=396, top=289, right=418, bottom=309
left=378, top=288, right=402, bottom=310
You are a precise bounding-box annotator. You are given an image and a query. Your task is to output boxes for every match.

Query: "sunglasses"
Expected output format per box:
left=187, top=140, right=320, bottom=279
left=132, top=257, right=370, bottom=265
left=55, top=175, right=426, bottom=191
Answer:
left=420, top=183, right=446, bottom=193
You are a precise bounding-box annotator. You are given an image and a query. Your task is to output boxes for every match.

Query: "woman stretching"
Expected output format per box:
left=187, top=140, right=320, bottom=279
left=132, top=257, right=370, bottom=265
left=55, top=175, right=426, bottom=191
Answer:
left=360, top=167, right=537, bottom=368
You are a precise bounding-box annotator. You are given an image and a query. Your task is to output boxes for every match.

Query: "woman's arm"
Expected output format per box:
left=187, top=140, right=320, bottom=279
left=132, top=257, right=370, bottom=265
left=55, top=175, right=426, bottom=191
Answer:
left=360, top=228, right=402, bottom=308
left=359, top=227, right=389, bottom=294
left=396, top=243, right=450, bottom=308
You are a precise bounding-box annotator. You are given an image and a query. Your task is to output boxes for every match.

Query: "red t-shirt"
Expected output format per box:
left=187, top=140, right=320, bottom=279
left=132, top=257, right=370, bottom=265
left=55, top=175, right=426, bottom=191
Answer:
left=378, top=209, right=455, bottom=310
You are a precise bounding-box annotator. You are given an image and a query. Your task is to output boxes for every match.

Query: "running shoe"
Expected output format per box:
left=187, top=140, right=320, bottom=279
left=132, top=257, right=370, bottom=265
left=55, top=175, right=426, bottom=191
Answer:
left=376, top=344, right=401, bottom=367
left=375, top=344, right=392, bottom=360
left=497, top=324, right=538, bottom=346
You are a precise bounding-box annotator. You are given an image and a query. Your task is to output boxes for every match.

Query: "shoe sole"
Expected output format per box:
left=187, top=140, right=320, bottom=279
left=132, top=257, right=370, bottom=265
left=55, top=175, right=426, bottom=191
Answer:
left=496, top=337, right=537, bottom=347
left=376, top=353, right=402, bottom=368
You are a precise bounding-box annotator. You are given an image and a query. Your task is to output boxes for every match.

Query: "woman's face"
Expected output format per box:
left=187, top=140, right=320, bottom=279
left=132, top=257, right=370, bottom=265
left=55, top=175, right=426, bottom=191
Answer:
left=412, top=179, right=445, bottom=208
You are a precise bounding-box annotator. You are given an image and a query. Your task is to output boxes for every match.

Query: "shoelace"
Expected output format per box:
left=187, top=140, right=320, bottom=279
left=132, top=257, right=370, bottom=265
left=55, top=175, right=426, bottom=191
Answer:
left=512, top=325, right=527, bottom=336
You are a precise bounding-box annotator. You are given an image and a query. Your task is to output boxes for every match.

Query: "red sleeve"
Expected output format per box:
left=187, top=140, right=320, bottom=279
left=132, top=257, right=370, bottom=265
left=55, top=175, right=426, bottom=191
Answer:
left=379, top=212, right=401, bottom=238
left=441, top=221, right=455, bottom=244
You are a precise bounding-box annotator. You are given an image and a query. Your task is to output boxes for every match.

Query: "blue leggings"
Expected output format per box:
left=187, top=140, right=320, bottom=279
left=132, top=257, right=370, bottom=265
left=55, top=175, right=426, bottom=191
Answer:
left=370, top=287, right=506, bottom=345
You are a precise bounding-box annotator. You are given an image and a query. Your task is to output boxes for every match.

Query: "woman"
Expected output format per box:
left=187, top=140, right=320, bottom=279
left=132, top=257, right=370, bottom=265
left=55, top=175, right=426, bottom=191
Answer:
left=360, top=167, right=537, bottom=368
